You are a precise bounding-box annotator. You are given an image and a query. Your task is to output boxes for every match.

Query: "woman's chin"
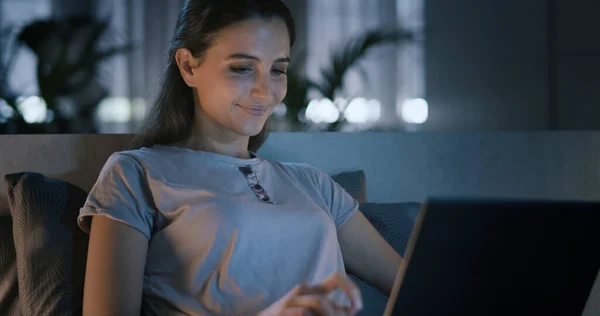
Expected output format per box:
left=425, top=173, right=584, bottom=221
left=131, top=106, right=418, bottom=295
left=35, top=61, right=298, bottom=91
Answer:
left=237, top=121, right=267, bottom=137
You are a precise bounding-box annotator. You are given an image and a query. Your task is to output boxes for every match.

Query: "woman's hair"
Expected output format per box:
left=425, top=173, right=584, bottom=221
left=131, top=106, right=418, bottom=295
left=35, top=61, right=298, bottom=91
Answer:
left=134, top=0, right=295, bottom=151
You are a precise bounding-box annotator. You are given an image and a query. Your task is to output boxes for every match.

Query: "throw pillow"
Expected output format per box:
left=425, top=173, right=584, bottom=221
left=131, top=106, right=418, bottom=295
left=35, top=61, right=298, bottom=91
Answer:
left=332, top=170, right=367, bottom=204
left=360, top=202, right=421, bottom=257
left=349, top=273, right=389, bottom=316
left=0, top=215, right=20, bottom=316
left=5, top=172, right=90, bottom=316
left=349, top=202, right=421, bottom=316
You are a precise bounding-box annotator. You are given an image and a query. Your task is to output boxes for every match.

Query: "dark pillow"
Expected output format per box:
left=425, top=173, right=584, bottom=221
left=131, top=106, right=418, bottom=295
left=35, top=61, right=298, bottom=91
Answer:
left=349, top=202, right=421, bottom=316
left=360, top=202, right=421, bottom=257
left=332, top=170, right=367, bottom=204
left=349, top=273, right=389, bottom=316
left=0, top=215, right=20, bottom=316
left=5, top=172, right=90, bottom=316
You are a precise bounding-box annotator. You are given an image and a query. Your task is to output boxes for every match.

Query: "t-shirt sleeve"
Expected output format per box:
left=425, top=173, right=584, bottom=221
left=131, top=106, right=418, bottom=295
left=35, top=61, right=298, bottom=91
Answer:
left=311, top=166, right=360, bottom=229
left=77, top=152, right=155, bottom=239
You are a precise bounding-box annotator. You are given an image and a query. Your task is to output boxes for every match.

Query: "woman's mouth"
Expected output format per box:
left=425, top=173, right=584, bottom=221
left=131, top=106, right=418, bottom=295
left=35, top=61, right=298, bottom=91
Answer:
left=237, top=104, right=268, bottom=117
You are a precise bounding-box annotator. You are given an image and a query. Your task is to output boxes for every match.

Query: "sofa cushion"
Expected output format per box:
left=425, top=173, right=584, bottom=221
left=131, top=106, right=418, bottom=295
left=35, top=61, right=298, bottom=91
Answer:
left=350, top=202, right=421, bottom=316
left=360, top=202, right=421, bottom=257
left=0, top=215, right=20, bottom=316
left=5, top=172, right=90, bottom=316
left=349, top=273, right=389, bottom=316
left=332, top=170, right=367, bottom=204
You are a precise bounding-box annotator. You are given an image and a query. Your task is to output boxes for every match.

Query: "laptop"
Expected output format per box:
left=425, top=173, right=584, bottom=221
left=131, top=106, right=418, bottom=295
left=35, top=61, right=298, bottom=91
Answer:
left=383, top=198, right=600, bottom=316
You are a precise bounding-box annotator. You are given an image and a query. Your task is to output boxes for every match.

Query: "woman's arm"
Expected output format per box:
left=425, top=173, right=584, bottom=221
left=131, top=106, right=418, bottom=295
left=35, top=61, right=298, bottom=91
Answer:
left=338, top=211, right=403, bottom=296
left=83, top=216, right=149, bottom=316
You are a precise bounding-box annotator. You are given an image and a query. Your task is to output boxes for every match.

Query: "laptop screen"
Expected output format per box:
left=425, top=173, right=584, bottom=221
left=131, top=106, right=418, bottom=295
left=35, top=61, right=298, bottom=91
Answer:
left=387, top=198, right=600, bottom=316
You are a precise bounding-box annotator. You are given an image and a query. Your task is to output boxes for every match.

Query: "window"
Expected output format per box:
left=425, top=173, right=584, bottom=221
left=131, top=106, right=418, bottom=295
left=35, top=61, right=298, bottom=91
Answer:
left=305, top=0, right=426, bottom=130
left=1, top=0, right=53, bottom=96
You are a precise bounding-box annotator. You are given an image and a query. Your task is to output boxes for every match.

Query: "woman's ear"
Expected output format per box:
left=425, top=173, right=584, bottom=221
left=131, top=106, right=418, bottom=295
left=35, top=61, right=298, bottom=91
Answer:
left=175, top=48, right=199, bottom=88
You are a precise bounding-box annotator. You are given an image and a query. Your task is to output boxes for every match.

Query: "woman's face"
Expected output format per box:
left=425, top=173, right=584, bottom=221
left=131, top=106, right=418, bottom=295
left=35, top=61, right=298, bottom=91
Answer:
left=180, top=17, right=291, bottom=139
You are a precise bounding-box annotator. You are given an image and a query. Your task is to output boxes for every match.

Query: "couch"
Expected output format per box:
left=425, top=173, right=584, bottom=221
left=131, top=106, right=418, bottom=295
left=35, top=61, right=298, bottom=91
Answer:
left=2, top=132, right=600, bottom=315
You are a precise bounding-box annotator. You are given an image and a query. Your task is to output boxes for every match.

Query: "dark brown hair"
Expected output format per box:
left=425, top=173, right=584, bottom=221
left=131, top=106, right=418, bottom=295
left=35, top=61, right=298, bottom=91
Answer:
left=134, top=0, right=296, bottom=151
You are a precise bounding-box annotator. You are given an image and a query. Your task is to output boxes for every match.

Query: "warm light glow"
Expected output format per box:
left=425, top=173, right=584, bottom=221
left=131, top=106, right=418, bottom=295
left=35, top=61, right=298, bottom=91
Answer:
left=131, top=98, right=147, bottom=121
left=17, top=96, right=48, bottom=123
left=273, top=103, right=288, bottom=118
left=399, top=98, right=428, bottom=124
left=97, top=97, right=132, bottom=123
left=344, top=98, right=369, bottom=124
left=305, top=98, right=339, bottom=124
left=44, top=110, right=55, bottom=123
left=368, top=99, right=382, bottom=122
left=344, top=98, right=381, bottom=124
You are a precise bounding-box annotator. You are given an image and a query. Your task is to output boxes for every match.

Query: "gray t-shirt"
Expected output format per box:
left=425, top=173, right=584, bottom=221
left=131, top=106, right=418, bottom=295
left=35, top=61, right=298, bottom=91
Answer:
left=78, top=145, right=359, bottom=315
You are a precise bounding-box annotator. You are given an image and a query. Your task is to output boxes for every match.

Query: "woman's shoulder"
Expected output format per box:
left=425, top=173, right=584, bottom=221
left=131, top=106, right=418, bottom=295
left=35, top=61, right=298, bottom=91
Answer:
left=99, top=146, right=178, bottom=180
left=110, top=145, right=196, bottom=165
left=102, top=147, right=156, bottom=170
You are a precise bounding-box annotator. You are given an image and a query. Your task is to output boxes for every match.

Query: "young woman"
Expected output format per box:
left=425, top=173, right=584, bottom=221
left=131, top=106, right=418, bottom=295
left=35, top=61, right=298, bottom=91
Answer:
left=78, top=0, right=402, bottom=315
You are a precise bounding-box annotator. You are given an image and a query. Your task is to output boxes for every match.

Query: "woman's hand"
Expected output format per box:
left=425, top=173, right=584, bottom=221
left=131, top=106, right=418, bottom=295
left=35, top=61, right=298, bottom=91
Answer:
left=258, top=272, right=363, bottom=316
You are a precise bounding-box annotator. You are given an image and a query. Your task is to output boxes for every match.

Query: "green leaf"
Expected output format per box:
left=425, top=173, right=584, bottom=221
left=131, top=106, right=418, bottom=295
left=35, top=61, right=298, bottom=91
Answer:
left=315, top=28, right=414, bottom=100
left=15, top=16, right=134, bottom=114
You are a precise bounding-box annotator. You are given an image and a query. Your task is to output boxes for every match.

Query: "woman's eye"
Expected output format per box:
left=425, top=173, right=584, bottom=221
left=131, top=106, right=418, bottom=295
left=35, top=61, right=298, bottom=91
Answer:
left=230, top=66, right=253, bottom=74
left=272, top=69, right=287, bottom=76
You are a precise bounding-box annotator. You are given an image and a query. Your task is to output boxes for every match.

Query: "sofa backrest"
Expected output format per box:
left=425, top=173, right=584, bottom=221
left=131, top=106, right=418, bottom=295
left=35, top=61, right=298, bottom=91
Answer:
left=2, top=132, right=600, bottom=215
left=0, top=134, right=134, bottom=215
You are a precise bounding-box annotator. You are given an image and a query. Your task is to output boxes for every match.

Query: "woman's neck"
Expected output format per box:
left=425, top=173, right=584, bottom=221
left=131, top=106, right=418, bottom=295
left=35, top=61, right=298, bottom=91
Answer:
left=181, top=123, right=251, bottom=159
left=183, top=137, right=251, bottom=159
left=182, top=105, right=252, bottom=159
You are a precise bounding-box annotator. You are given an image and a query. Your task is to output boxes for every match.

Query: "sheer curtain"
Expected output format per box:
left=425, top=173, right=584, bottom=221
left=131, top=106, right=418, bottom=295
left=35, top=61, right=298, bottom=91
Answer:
left=396, top=0, right=426, bottom=125
left=94, top=0, right=185, bottom=131
left=1, top=0, right=185, bottom=131
left=1, top=0, right=53, bottom=96
left=306, top=0, right=425, bottom=128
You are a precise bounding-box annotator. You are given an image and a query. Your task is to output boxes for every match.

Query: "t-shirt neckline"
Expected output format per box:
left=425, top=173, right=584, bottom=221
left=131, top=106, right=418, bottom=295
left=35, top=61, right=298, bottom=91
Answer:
left=151, top=144, right=263, bottom=166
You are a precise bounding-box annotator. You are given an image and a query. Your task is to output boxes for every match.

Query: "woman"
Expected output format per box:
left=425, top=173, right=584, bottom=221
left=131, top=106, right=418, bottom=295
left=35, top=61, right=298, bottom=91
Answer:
left=78, top=0, right=402, bottom=315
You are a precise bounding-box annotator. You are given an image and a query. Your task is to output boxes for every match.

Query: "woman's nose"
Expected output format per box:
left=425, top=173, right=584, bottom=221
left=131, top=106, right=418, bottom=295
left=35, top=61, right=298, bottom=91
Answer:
left=250, top=74, right=273, bottom=103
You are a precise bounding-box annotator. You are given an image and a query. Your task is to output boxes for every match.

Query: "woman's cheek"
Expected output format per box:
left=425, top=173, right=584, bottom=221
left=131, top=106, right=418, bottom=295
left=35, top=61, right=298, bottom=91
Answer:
left=273, top=79, right=288, bottom=102
left=230, top=76, right=255, bottom=93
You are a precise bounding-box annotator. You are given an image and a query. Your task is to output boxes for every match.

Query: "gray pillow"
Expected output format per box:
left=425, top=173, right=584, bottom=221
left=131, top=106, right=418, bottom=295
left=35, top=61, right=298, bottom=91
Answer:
left=5, top=172, right=90, bottom=316
left=332, top=170, right=367, bottom=204
left=351, top=202, right=421, bottom=316
left=360, top=202, right=421, bottom=257
left=0, top=215, right=20, bottom=316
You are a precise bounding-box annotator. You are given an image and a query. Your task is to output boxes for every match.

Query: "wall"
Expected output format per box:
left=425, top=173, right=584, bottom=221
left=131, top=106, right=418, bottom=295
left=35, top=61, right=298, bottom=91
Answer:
left=424, top=0, right=600, bottom=131
left=424, top=0, right=549, bottom=131
left=258, top=131, right=600, bottom=203
left=2, top=132, right=599, bottom=214
left=556, top=0, right=600, bottom=130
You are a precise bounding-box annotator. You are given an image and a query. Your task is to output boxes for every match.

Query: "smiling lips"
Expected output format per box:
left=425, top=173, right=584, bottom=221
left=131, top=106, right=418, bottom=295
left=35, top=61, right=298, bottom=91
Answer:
left=237, top=104, right=269, bottom=117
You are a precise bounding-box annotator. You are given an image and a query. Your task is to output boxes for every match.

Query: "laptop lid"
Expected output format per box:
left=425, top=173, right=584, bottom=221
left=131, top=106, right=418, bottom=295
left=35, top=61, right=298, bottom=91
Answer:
left=384, top=198, right=600, bottom=316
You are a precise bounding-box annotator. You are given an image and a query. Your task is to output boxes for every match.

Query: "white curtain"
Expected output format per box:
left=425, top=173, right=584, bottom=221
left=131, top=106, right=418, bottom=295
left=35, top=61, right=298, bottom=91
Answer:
left=306, top=0, right=425, bottom=128
left=96, top=0, right=185, bottom=100
left=94, top=0, right=185, bottom=131
left=396, top=0, right=426, bottom=111
left=2, top=0, right=53, bottom=96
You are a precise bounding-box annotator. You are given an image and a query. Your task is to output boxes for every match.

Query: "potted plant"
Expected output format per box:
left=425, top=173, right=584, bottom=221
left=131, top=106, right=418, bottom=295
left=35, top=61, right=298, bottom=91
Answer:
left=282, top=28, right=414, bottom=131
left=1, top=15, right=133, bottom=134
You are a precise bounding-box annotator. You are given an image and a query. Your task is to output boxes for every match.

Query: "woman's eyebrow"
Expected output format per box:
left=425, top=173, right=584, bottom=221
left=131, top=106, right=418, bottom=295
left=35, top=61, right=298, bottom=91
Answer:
left=226, top=53, right=291, bottom=63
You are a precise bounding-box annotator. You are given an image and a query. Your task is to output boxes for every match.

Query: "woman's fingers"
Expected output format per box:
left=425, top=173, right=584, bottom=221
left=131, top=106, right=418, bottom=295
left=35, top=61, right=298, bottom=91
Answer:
left=288, top=294, right=337, bottom=316
left=286, top=273, right=362, bottom=315
left=282, top=307, right=315, bottom=316
left=311, top=272, right=363, bottom=312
